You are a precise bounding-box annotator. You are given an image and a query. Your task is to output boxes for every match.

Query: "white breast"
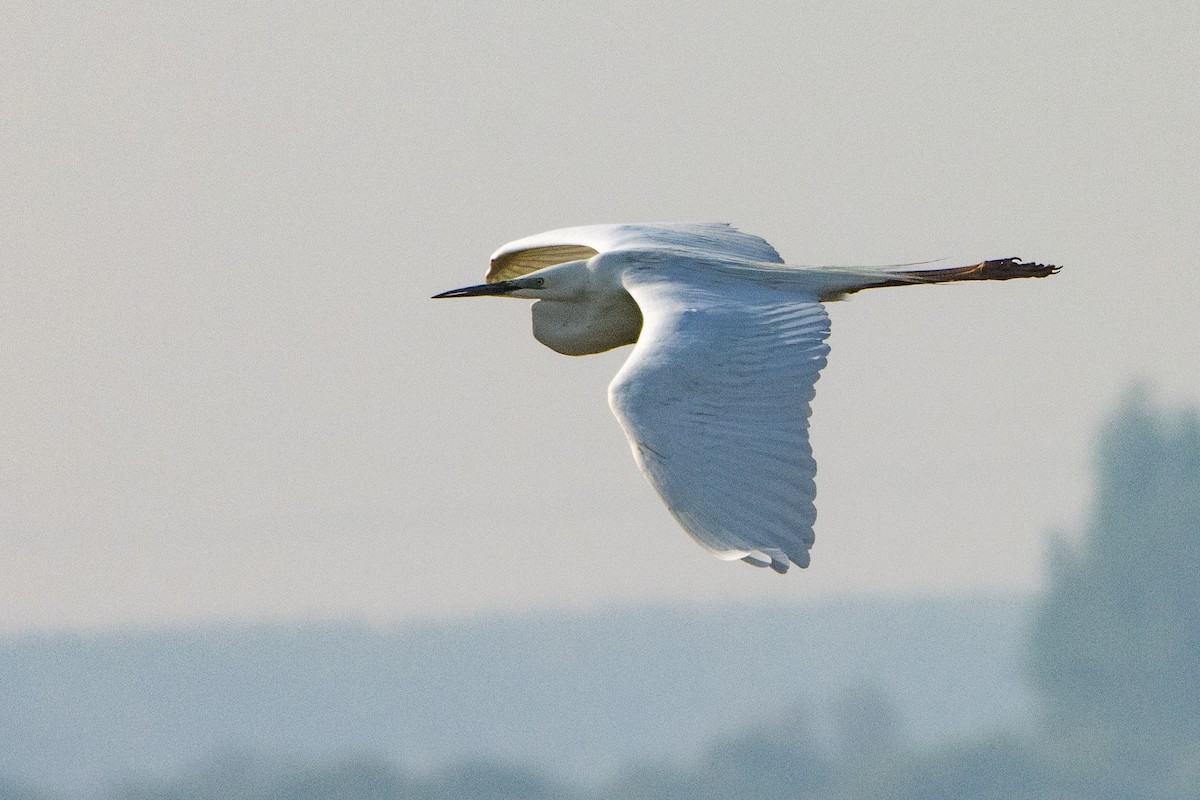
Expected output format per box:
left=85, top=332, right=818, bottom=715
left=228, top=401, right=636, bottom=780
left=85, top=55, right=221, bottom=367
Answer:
left=531, top=293, right=643, bottom=356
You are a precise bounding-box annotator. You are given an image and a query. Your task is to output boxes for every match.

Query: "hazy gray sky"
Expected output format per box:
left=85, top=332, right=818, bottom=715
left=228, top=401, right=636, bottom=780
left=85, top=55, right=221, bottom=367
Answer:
left=3, top=2, right=1198, bottom=632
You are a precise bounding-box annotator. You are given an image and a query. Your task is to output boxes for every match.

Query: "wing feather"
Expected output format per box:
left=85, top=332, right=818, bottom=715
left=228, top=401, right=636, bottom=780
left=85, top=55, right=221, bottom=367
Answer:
left=487, top=245, right=600, bottom=283
left=486, top=222, right=784, bottom=283
left=608, top=263, right=830, bottom=572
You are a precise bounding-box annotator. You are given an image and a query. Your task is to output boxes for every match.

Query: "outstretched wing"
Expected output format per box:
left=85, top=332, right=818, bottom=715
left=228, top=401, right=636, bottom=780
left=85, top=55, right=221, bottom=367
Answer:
left=608, top=262, right=830, bottom=573
left=487, top=222, right=783, bottom=282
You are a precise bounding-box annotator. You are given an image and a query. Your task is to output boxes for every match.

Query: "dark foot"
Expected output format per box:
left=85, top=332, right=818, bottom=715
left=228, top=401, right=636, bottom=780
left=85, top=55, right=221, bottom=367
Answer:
left=978, top=257, right=1060, bottom=280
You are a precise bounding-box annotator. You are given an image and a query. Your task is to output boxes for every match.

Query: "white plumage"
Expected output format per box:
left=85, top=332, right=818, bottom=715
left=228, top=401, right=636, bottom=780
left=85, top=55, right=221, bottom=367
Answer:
left=435, top=223, right=1057, bottom=573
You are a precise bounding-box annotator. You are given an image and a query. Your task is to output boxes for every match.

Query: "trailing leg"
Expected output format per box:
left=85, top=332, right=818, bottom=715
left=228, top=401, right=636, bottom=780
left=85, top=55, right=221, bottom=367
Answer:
left=841, top=257, right=1059, bottom=296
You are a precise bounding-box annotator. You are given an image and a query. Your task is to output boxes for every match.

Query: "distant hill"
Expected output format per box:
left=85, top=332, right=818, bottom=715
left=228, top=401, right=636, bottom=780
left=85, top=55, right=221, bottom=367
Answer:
left=0, top=595, right=1032, bottom=794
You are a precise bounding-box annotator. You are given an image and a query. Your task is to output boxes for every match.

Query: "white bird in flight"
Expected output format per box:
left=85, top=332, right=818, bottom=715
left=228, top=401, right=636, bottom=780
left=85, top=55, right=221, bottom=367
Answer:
left=435, top=223, right=1057, bottom=574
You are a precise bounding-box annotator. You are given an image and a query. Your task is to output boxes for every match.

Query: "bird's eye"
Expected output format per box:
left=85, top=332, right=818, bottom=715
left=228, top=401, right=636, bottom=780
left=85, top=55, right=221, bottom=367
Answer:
left=533, top=278, right=546, bottom=288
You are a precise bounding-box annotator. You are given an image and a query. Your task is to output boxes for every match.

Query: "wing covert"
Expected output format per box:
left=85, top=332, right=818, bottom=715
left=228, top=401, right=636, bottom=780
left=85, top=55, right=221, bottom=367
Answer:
left=608, top=267, right=830, bottom=573
left=486, top=222, right=784, bottom=283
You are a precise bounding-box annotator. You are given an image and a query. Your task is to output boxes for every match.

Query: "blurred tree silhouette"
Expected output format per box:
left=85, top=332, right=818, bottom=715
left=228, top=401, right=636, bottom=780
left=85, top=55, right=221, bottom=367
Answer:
left=827, top=735, right=1046, bottom=800
left=828, top=679, right=901, bottom=765
left=426, top=759, right=564, bottom=800
left=0, top=776, right=53, bottom=800
left=611, top=703, right=831, bottom=800
left=1029, top=388, right=1200, bottom=796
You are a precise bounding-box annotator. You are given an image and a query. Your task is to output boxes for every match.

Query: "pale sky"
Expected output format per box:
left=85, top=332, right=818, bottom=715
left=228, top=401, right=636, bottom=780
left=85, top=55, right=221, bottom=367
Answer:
left=3, top=2, right=1198, bottom=633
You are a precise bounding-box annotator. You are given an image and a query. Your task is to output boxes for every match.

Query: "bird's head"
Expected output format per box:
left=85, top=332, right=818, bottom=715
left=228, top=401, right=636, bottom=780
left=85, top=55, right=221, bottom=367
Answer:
left=431, top=274, right=546, bottom=300
left=432, top=260, right=590, bottom=301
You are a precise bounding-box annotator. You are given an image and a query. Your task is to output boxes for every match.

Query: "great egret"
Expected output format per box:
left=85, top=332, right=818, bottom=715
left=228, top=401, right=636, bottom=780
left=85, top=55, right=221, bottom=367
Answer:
left=434, top=223, right=1058, bottom=573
